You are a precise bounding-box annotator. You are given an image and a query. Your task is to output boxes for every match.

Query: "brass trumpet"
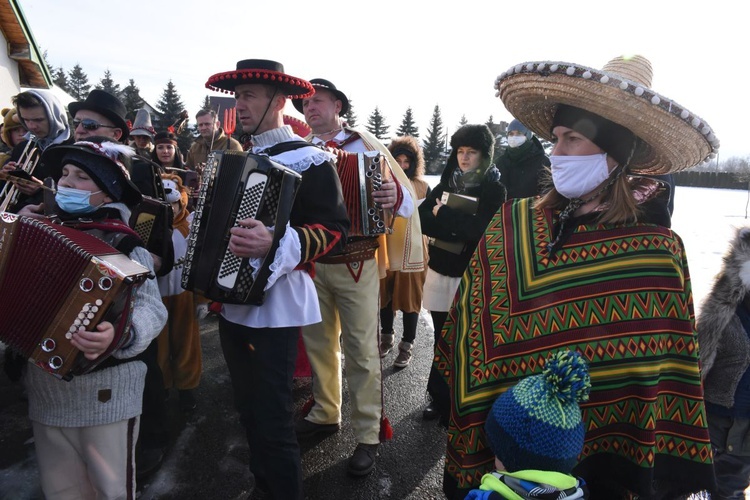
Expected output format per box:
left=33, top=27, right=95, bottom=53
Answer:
left=0, top=135, right=41, bottom=212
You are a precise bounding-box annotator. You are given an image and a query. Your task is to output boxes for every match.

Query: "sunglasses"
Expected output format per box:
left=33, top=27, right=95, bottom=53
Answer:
left=73, top=118, right=118, bottom=131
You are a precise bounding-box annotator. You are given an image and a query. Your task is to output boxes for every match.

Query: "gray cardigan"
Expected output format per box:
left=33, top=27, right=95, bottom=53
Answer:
left=24, top=244, right=167, bottom=427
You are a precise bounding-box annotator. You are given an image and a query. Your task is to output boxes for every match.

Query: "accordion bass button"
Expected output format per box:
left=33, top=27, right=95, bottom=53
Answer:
left=48, top=356, right=63, bottom=371
left=41, top=338, right=56, bottom=352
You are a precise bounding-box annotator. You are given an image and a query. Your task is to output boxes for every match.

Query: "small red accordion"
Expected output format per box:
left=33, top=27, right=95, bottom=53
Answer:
left=0, top=213, right=152, bottom=380
left=333, top=149, right=394, bottom=236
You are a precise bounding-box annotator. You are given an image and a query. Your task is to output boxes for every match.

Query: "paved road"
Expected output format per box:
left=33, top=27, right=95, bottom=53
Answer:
left=0, top=311, right=448, bottom=499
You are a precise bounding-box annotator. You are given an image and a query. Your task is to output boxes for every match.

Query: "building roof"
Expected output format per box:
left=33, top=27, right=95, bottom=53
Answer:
left=0, top=0, right=52, bottom=88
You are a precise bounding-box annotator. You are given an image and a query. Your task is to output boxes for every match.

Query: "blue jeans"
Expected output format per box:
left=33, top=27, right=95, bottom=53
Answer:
left=219, top=318, right=302, bottom=500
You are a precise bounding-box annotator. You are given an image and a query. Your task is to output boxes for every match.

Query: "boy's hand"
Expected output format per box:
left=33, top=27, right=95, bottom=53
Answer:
left=71, top=321, right=116, bottom=360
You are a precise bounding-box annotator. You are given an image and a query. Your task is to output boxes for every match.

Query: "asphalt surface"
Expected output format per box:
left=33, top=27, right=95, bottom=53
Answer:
left=0, top=310, right=448, bottom=499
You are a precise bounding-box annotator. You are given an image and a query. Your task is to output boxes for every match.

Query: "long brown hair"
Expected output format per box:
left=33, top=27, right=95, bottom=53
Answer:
left=535, top=171, right=641, bottom=225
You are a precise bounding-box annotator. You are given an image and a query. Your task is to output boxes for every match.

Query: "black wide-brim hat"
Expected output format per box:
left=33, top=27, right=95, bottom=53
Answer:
left=292, top=78, right=349, bottom=116
left=496, top=55, right=719, bottom=174
left=68, top=89, right=130, bottom=141
left=42, top=139, right=143, bottom=207
left=205, top=59, right=314, bottom=99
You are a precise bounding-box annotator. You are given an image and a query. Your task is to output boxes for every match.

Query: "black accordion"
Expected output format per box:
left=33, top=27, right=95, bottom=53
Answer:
left=181, top=150, right=302, bottom=305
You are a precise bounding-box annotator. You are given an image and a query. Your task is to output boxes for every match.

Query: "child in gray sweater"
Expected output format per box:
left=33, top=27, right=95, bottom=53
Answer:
left=17, top=136, right=167, bottom=499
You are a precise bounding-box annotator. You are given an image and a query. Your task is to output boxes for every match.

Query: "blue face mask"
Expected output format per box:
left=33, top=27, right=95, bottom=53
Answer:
left=55, top=186, right=103, bottom=214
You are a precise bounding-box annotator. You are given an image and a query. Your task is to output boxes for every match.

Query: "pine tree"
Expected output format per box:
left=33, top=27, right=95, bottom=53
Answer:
left=344, top=100, right=357, bottom=128
left=200, top=96, right=212, bottom=112
left=67, top=64, right=91, bottom=100
left=53, top=67, right=70, bottom=94
left=365, top=107, right=390, bottom=141
left=458, top=114, right=468, bottom=128
left=95, top=69, right=121, bottom=98
left=423, top=105, right=446, bottom=174
left=121, top=79, right=145, bottom=122
left=156, top=80, right=191, bottom=155
left=396, top=107, right=419, bottom=138
left=486, top=115, right=495, bottom=127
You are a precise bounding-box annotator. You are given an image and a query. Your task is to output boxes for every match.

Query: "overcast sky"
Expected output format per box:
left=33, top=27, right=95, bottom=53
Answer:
left=17, top=0, right=749, bottom=160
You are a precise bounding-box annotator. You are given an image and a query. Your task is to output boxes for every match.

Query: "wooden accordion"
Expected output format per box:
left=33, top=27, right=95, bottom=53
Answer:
left=181, top=150, right=302, bottom=305
left=0, top=213, right=152, bottom=380
left=334, top=150, right=394, bottom=236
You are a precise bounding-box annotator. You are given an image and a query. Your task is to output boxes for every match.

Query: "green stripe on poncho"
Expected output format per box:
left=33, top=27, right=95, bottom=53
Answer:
left=436, top=197, right=714, bottom=499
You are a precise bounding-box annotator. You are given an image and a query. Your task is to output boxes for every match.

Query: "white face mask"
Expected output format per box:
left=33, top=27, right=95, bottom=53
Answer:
left=507, top=135, right=527, bottom=148
left=550, top=153, right=611, bottom=199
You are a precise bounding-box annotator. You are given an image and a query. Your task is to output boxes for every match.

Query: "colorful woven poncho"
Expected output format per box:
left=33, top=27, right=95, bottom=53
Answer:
left=437, top=197, right=714, bottom=499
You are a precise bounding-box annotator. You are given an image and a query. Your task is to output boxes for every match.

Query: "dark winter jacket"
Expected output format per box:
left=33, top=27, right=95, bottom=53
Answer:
left=419, top=125, right=506, bottom=277
left=697, top=227, right=750, bottom=410
left=496, top=136, right=550, bottom=199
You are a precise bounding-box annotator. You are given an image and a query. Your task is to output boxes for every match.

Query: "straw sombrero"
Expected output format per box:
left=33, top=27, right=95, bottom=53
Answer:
left=495, top=55, right=719, bottom=174
left=206, top=59, right=314, bottom=100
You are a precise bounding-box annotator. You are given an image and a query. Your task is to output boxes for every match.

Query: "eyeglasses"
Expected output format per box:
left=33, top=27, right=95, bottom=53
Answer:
left=72, top=118, right=118, bottom=131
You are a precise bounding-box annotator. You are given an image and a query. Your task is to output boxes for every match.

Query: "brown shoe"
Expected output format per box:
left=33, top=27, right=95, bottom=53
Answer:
left=347, top=443, right=378, bottom=476
left=393, top=341, right=413, bottom=368
left=379, top=333, right=394, bottom=358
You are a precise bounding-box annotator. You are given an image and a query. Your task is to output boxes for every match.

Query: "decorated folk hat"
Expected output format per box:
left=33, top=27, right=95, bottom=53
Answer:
left=283, top=114, right=312, bottom=138
left=495, top=55, right=719, bottom=174
left=484, top=350, right=590, bottom=474
left=130, top=109, right=155, bottom=139
left=68, top=90, right=130, bottom=141
left=42, top=136, right=142, bottom=207
left=291, top=78, right=350, bottom=116
left=205, top=59, right=314, bottom=99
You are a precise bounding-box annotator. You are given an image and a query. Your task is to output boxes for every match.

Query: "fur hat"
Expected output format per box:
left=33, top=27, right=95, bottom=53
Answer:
left=388, top=135, right=425, bottom=179
left=507, top=119, right=532, bottom=140
left=291, top=78, right=349, bottom=116
left=42, top=136, right=142, bottom=207
left=68, top=90, right=129, bottom=141
left=130, top=109, right=155, bottom=139
left=451, top=124, right=495, bottom=160
left=2, top=108, right=25, bottom=147
left=205, top=59, right=314, bottom=99
left=484, top=350, right=590, bottom=473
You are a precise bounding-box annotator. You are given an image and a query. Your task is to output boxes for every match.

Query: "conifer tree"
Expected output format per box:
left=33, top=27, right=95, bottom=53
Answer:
left=423, top=105, right=446, bottom=174
left=397, top=107, right=419, bottom=138
left=344, top=100, right=357, bottom=128
left=200, top=96, right=212, bottom=112
left=53, top=67, right=70, bottom=94
left=458, top=114, right=468, bottom=128
left=121, top=79, right=145, bottom=122
left=95, top=69, right=121, bottom=98
left=366, top=107, right=390, bottom=141
left=67, top=64, right=91, bottom=100
left=156, top=80, right=191, bottom=154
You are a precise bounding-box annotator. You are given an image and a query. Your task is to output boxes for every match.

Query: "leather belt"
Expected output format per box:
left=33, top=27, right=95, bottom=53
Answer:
left=317, top=238, right=378, bottom=264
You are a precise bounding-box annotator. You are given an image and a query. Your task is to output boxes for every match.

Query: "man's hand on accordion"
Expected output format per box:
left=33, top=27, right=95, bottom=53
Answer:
left=229, top=218, right=273, bottom=259
left=373, top=179, right=398, bottom=210
left=71, top=322, right=116, bottom=360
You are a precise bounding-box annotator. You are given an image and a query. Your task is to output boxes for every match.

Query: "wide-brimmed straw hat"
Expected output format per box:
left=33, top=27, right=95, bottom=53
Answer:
left=291, top=78, right=350, bottom=116
left=205, top=59, right=314, bottom=100
left=495, top=55, right=719, bottom=174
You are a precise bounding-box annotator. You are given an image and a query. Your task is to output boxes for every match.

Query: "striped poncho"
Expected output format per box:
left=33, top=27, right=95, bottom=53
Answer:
left=437, top=197, right=714, bottom=499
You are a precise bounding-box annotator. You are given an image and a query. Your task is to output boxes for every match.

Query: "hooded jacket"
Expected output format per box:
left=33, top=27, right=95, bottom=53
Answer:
left=496, top=135, right=550, bottom=199
left=697, top=227, right=750, bottom=409
left=419, top=124, right=506, bottom=277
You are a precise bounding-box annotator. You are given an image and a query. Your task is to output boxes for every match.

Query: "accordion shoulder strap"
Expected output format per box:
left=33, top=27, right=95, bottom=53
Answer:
left=264, top=140, right=314, bottom=156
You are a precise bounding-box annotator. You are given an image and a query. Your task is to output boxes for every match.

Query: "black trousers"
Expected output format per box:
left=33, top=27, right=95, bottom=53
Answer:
left=219, top=317, right=303, bottom=500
